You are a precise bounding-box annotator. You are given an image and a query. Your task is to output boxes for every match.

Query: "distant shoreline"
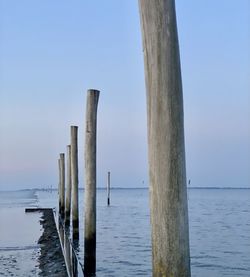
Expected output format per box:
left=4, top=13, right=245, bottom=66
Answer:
left=1, top=186, right=250, bottom=192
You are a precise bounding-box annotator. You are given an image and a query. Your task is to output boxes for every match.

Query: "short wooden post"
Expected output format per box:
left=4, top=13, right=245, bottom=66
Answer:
left=65, top=145, right=72, bottom=225
left=71, top=126, right=79, bottom=238
left=59, top=153, right=65, bottom=218
left=107, top=171, right=111, bottom=206
left=138, top=1, right=191, bottom=276
left=58, top=158, right=62, bottom=214
left=84, top=89, right=100, bottom=274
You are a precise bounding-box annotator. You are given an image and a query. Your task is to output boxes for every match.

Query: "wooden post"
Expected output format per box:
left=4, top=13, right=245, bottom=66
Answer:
left=71, top=126, right=79, bottom=238
left=65, top=145, right=72, bottom=225
left=138, top=1, right=191, bottom=276
left=58, top=158, right=62, bottom=215
left=84, top=89, right=100, bottom=274
left=60, top=153, right=65, bottom=219
left=64, top=232, right=72, bottom=276
left=107, top=171, right=110, bottom=206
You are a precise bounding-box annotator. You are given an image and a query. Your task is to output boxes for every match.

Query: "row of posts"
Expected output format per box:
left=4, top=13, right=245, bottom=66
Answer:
left=58, top=123, right=79, bottom=236
left=57, top=1, right=191, bottom=276
left=58, top=89, right=102, bottom=275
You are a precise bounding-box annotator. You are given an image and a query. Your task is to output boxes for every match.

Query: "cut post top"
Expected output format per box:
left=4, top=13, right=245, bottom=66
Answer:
left=87, top=90, right=100, bottom=102
left=87, top=89, right=100, bottom=94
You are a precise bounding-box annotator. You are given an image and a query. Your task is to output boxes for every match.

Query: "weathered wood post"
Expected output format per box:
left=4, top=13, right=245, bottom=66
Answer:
left=107, top=171, right=111, bottom=206
left=138, top=1, right=191, bottom=276
left=64, top=233, right=71, bottom=275
left=59, top=153, right=65, bottom=218
left=71, top=126, right=79, bottom=238
left=58, top=158, right=62, bottom=214
left=84, top=89, right=100, bottom=274
left=65, top=145, right=72, bottom=225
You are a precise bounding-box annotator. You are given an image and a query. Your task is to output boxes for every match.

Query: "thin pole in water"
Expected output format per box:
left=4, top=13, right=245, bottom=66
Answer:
left=107, top=171, right=110, bottom=206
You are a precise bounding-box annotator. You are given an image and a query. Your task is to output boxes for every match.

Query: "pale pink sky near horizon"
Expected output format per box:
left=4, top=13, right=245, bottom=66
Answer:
left=0, top=0, right=249, bottom=190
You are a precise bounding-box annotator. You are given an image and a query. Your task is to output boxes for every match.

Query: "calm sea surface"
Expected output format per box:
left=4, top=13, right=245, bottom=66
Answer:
left=0, top=188, right=250, bottom=276
left=0, top=190, right=41, bottom=276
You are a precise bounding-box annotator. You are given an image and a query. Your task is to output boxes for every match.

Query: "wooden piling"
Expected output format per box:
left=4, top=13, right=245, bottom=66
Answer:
left=65, top=145, right=72, bottom=225
left=138, top=1, right=191, bottom=276
left=58, top=158, right=62, bottom=214
left=71, top=126, right=79, bottom=237
left=84, top=89, right=100, bottom=274
left=107, top=171, right=110, bottom=206
left=59, top=153, right=65, bottom=218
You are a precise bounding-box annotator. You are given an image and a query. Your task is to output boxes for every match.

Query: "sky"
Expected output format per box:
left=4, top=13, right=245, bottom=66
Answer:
left=0, top=0, right=249, bottom=190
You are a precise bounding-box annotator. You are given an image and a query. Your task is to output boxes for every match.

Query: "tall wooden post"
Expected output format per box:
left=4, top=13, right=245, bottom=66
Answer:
left=107, top=171, right=110, bottom=206
left=84, top=89, right=100, bottom=274
left=71, top=126, right=79, bottom=238
left=59, top=153, right=65, bottom=219
left=65, top=145, right=72, bottom=225
left=138, top=1, right=191, bottom=276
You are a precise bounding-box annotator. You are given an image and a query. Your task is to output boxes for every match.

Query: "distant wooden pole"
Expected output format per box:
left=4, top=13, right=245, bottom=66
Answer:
left=71, top=126, right=79, bottom=237
left=65, top=145, right=72, bottom=225
left=107, top=171, right=110, bottom=206
left=58, top=158, right=62, bottom=214
left=60, top=153, right=65, bottom=218
left=84, top=89, right=100, bottom=274
left=138, top=1, right=191, bottom=276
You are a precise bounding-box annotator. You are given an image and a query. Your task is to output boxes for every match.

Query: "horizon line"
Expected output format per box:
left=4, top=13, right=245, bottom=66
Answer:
left=1, top=186, right=250, bottom=192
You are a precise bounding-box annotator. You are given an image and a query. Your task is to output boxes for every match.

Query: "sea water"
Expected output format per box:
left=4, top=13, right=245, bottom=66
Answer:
left=1, top=188, right=250, bottom=276
left=37, top=188, right=250, bottom=277
left=0, top=190, right=42, bottom=277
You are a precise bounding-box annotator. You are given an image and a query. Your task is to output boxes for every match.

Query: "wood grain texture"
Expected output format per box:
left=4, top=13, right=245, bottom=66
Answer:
left=84, top=89, right=100, bottom=274
left=138, top=0, right=191, bottom=276
left=71, top=126, right=79, bottom=234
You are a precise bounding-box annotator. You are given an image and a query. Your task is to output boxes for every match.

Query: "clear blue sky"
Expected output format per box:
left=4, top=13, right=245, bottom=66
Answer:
left=0, top=1, right=249, bottom=190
